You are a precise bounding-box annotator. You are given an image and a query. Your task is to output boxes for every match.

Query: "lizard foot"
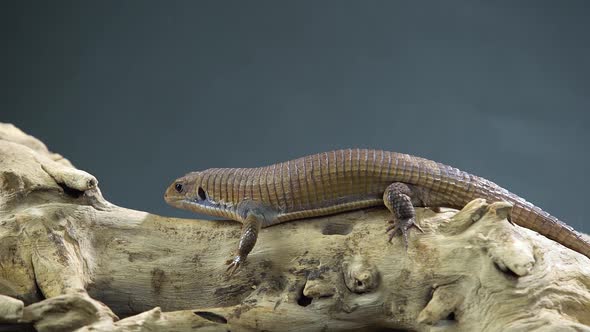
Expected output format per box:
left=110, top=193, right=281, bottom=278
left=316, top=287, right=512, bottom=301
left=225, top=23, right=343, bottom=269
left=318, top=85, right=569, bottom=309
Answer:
left=225, top=255, right=245, bottom=276
left=386, top=217, right=424, bottom=250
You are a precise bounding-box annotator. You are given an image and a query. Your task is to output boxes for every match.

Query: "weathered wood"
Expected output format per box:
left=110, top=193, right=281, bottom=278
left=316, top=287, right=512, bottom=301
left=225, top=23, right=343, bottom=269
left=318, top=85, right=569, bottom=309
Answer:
left=0, top=294, right=23, bottom=323
left=0, top=123, right=589, bottom=332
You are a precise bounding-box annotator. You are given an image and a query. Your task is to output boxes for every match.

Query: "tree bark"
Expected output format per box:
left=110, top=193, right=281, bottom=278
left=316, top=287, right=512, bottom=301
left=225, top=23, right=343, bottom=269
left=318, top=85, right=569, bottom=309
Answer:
left=0, top=123, right=589, bottom=332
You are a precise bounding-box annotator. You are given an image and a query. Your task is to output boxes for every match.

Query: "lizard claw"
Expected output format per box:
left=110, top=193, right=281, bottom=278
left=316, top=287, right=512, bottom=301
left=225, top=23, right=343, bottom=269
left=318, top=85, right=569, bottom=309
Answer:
left=386, top=221, right=400, bottom=241
left=386, top=217, right=422, bottom=249
left=413, top=222, right=424, bottom=233
left=225, top=255, right=244, bottom=276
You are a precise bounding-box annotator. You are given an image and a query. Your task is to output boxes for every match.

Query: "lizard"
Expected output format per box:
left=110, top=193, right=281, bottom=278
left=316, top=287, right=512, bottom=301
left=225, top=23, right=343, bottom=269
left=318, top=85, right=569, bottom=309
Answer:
left=164, top=149, right=590, bottom=274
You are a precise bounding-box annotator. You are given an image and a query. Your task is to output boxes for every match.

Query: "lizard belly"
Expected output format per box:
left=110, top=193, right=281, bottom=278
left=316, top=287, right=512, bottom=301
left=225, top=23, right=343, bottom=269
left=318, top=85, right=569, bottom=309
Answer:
left=275, top=194, right=383, bottom=223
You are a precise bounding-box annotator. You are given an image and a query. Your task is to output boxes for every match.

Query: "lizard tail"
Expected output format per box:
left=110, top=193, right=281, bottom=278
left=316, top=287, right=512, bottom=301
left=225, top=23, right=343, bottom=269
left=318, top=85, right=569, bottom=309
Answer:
left=512, top=202, right=590, bottom=260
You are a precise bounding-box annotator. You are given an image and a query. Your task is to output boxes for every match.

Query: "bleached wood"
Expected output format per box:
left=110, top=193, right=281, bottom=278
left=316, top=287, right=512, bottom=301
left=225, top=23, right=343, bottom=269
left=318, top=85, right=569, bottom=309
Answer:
left=0, top=123, right=589, bottom=332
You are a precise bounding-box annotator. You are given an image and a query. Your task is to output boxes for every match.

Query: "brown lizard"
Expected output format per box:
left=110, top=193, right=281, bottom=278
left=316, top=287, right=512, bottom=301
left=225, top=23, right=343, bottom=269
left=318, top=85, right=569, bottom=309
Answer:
left=164, top=149, right=590, bottom=274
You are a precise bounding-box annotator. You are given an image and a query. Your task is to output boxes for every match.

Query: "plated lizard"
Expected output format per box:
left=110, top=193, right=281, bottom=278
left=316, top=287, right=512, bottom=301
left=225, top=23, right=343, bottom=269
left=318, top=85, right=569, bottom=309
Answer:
left=164, top=149, right=590, bottom=274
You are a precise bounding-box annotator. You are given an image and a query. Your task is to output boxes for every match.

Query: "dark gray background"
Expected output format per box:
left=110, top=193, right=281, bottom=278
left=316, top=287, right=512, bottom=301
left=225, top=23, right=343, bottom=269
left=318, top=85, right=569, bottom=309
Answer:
left=2, top=1, right=589, bottom=231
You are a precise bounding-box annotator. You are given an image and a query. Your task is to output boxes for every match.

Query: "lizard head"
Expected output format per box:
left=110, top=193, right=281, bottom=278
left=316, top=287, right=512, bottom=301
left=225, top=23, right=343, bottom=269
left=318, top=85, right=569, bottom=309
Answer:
left=164, top=171, right=211, bottom=213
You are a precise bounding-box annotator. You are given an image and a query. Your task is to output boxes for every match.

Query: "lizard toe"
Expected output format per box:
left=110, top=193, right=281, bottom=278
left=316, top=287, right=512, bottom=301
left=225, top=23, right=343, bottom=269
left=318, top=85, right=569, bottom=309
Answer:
left=387, top=217, right=422, bottom=248
left=225, top=255, right=244, bottom=276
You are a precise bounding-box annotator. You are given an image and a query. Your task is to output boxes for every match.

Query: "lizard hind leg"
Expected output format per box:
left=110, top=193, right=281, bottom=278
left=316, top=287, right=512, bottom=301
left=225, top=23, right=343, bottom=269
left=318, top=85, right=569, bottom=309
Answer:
left=383, top=182, right=424, bottom=250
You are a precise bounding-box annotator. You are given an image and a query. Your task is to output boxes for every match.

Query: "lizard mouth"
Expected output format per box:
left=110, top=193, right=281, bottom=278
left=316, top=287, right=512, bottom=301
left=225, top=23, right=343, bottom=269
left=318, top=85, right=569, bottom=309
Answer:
left=164, top=196, right=184, bottom=208
left=165, top=196, right=205, bottom=212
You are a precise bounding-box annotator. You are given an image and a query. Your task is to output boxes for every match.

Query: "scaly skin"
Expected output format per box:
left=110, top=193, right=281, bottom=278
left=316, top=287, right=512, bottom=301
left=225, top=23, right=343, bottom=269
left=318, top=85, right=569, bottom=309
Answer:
left=165, top=149, right=590, bottom=273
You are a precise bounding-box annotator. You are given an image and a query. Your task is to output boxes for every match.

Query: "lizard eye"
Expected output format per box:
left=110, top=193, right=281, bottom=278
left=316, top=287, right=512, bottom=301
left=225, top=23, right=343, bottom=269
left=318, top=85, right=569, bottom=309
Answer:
left=174, top=183, right=184, bottom=193
left=197, top=187, right=207, bottom=201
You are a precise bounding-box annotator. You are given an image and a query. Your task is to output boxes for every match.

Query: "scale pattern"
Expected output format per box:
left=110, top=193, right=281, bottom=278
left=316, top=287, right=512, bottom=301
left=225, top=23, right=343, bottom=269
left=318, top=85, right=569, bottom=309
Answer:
left=193, top=149, right=590, bottom=259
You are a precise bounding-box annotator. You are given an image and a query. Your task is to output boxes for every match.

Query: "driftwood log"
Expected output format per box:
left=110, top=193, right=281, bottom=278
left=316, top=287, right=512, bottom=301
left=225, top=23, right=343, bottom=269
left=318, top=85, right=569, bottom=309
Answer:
left=0, top=123, right=589, bottom=332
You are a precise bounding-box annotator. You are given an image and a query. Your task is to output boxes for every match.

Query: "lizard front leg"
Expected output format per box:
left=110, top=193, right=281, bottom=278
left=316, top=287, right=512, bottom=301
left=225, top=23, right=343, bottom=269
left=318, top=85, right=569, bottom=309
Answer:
left=226, top=212, right=262, bottom=275
left=383, top=182, right=425, bottom=249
